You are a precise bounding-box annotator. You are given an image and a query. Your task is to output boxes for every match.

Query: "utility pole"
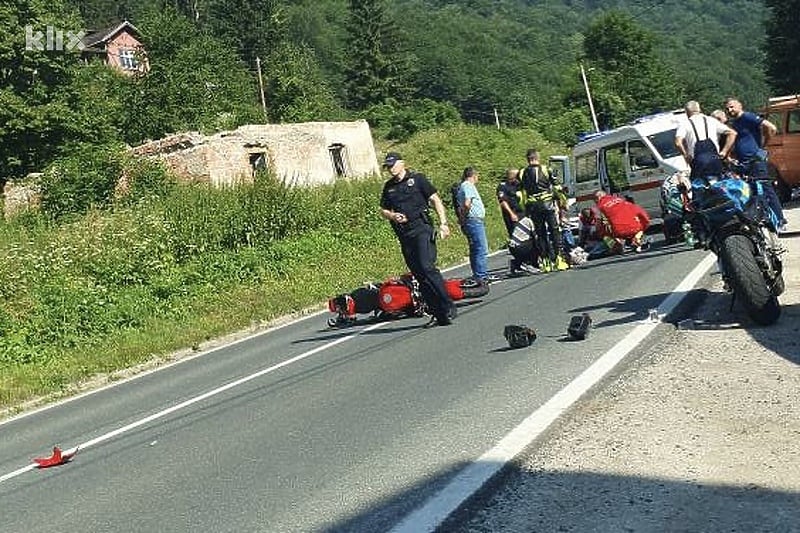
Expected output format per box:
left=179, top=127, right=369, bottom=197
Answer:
left=580, top=63, right=600, bottom=133
left=255, top=57, right=268, bottom=123
left=493, top=107, right=501, bottom=130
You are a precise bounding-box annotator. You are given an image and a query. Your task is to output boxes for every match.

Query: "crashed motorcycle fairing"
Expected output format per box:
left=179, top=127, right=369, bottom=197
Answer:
left=326, top=274, right=489, bottom=327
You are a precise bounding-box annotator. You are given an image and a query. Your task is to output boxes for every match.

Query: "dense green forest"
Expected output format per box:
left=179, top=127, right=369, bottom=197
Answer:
left=3, top=0, right=795, bottom=184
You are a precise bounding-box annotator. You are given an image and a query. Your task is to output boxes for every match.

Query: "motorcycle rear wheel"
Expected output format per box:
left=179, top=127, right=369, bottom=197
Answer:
left=719, top=234, right=781, bottom=325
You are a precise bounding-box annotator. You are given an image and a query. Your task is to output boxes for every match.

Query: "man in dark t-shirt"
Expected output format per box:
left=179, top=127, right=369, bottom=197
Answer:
left=725, top=97, right=785, bottom=227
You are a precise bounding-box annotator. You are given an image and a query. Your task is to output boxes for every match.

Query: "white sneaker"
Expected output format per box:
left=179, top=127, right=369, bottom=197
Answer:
left=519, top=264, right=539, bottom=275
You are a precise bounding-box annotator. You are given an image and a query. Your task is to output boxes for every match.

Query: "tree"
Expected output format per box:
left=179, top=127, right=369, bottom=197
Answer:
left=122, top=7, right=261, bottom=143
left=582, top=11, right=683, bottom=127
left=284, top=0, right=349, bottom=99
left=207, top=0, right=285, bottom=66
left=764, top=0, right=800, bottom=94
left=172, top=0, right=204, bottom=22
left=52, top=61, right=132, bottom=148
left=0, top=0, right=84, bottom=179
left=66, top=0, right=136, bottom=28
left=343, top=0, right=415, bottom=109
left=262, top=42, right=341, bottom=123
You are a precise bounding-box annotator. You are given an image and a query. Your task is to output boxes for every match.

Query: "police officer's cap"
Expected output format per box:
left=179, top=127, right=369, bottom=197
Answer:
left=383, top=152, right=402, bottom=168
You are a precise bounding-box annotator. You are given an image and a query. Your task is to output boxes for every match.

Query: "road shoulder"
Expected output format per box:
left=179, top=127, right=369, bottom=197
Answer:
left=451, top=205, right=800, bottom=532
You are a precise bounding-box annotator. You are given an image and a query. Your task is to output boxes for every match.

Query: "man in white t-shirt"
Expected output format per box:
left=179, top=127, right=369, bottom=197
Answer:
left=674, top=100, right=737, bottom=179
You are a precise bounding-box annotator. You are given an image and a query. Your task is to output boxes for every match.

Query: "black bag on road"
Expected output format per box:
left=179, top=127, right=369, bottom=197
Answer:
left=567, top=314, right=592, bottom=340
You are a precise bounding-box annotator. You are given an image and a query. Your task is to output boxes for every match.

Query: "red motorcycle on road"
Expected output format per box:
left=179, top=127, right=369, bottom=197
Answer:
left=327, top=274, right=490, bottom=328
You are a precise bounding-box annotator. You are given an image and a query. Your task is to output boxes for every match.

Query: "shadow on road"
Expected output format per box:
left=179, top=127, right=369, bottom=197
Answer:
left=568, top=290, right=694, bottom=328
left=748, top=304, right=800, bottom=365
left=320, top=459, right=800, bottom=532
left=565, top=276, right=799, bottom=368
left=694, top=288, right=800, bottom=367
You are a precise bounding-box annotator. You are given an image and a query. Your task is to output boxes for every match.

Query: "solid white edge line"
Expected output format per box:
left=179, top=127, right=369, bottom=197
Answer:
left=390, top=252, right=717, bottom=533
left=0, top=464, right=37, bottom=484
left=0, top=247, right=486, bottom=480
left=0, top=321, right=388, bottom=485
left=0, top=307, right=327, bottom=428
left=1, top=251, right=486, bottom=428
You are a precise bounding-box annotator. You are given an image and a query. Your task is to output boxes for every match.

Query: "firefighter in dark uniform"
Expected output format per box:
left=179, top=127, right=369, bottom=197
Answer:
left=380, top=152, right=457, bottom=327
left=520, top=148, right=569, bottom=272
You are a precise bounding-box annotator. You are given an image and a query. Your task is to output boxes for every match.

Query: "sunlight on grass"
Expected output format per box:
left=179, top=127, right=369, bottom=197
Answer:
left=1, top=125, right=566, bottom=413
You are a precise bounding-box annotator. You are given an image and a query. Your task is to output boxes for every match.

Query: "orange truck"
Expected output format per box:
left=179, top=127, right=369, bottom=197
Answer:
left=763, top=94, right=800, bottom=202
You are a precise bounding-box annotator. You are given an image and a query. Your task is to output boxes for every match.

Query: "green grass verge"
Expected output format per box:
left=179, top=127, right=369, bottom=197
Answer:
left=0, top=124, right=565, bottom=415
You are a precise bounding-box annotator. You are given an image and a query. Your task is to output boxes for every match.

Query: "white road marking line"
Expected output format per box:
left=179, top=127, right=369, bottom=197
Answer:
left=0, top=321, right=388, bottom=485
left=0, top=464, right=37, bottom=484
left=0, top=308, right=329, bottom=427
left=1, top=255, right=483, bottom=428
left=390, top=253, right=717, bottom=533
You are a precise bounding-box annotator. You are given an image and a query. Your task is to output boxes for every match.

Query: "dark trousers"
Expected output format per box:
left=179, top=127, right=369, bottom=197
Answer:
left=760, top=180, right=785, bottom=224
left=528, top=205, right=562, bottom=261
left=510, top=240, right=538, bottom=269
left=399, top=225, right=453, bottom=321
left=746, top=159, right=786, bottom=223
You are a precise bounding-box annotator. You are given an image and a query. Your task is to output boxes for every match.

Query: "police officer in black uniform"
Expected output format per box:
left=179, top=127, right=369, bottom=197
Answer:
left=496, top=167, right=525, bottom=237
left=379, top=152, right=456, bottom=327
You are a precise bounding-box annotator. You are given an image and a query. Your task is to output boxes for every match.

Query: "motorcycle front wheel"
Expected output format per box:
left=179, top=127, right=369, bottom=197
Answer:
left=771, top=273, right=786, bottom=297
left=719, top=233, right=781, bottom=325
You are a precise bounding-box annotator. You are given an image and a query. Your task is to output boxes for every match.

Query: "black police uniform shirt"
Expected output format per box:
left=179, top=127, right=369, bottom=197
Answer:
left=381, top=171, right=437, bottom=237
left=496, top=180, right=524, bottom=217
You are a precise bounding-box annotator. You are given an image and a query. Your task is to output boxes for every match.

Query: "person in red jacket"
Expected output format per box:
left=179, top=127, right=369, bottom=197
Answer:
left=594, top=190, right=651, bottom=252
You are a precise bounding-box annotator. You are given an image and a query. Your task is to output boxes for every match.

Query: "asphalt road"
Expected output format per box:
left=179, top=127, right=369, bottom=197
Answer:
left=0, top=237, right=707, bottom=532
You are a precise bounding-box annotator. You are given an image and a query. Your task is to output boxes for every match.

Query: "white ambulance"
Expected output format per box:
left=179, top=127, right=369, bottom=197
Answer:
left=551, top=110, right=691, bottom=225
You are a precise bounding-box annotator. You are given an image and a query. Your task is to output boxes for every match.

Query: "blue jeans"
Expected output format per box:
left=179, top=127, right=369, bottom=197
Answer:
left=462, top=217, right=489, bottom=280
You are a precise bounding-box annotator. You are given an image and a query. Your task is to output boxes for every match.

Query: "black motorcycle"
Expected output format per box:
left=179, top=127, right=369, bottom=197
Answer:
left=686, top=173, right=785, bottom=325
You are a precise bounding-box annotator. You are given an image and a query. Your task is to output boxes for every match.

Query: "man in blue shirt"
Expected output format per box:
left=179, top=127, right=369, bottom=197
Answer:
left=456, top=167, right=490, bottom=286
left=724, top=97, right=786, bottom=229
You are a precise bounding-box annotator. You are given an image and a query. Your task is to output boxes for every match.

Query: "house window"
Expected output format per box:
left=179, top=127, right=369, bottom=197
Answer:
left=249, top=152, right=267, bottom=176
left=328, top=143, right=348, bottom=177
left=119, top=49, right=138, bottom=70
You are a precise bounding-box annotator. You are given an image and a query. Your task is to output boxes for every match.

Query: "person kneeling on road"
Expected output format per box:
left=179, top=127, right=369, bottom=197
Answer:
left=578, top=207, right=624, bottom=260
left=594, top=190, right=651, bottom=253
left=507, top=216, right=541, bottom=275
